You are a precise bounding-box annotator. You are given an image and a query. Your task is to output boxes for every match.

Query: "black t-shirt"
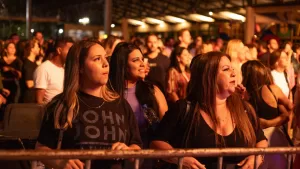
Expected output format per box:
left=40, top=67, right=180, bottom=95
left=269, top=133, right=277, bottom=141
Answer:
left=37, top=92, right=142, bottom=169
left=153, top=100, right=266, bottom=169
left=21, top=59, right=38, bottom=102
left=23, top=58, right=37, bottom=82
left=145, top=53, right=170, bottom=93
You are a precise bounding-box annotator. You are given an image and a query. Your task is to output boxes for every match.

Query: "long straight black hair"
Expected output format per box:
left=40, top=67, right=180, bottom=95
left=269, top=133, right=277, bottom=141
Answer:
left=109, top=42, right=159, bottom=114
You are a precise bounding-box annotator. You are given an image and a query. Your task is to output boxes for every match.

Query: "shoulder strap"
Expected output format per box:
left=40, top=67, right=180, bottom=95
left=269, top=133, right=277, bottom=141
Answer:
left=266, top=85, right=278, bottom=102
left=284, top=71, right=289, bottom=85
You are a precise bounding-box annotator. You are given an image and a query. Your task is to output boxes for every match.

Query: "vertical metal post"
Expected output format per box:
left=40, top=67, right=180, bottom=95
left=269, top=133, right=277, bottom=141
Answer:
left=244, top=6, right=255, bottom=44
left=287, top=154, right=292, bottom=169
left=104, top=0, right=112, bottom=35
left=218, top=157, right=223, bottom=169
left=134, top=158, right=140, bottom=169
left=26, top=0, right=32, bottom=39
left=85, top=160, right=91, bottom=169
left=178, top=157, right=183, bottom=169
left=121, top=17, right=129, bottom=42
left=254, top=155, right=258, bottom=169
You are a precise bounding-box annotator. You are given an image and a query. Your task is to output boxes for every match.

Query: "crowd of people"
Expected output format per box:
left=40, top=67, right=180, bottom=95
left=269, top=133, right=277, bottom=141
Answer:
left=0, top=28, right=300, bottom=169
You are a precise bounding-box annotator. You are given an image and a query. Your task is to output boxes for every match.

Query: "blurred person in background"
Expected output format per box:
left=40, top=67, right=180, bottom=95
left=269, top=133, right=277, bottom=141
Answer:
left=226, top=39, right=245, bottom=84
left=189, top=36, right=202, bottom=57
left=144, top=34, right=170, bottom=94
left=0, top=42, right=22, bottom=104
left=166, top=46, right=190, bottom=103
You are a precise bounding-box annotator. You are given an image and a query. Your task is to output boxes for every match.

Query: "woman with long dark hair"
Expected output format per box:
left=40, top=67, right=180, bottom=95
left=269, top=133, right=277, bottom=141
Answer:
left=109, top=42, right=168, bottom=168
left=166, top=46, right=190, bottom=103
left=151, top=52, right=267, bottom=169
left=242, top=60, right=293, bottom=169
left=35, top=40, right=142, bottom=169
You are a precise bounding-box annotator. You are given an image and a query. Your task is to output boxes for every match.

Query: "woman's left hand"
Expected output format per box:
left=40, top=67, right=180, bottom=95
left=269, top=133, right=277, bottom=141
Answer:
left=111, top=142, right=129, bottom=150
left=237, top=155, right=263, bottom=169
left=235, top=84, right=249, bottom=100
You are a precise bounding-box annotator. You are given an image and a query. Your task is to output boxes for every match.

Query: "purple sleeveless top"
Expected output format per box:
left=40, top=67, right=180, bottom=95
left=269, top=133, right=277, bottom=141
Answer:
left=124, top=85, right=148, bottom=130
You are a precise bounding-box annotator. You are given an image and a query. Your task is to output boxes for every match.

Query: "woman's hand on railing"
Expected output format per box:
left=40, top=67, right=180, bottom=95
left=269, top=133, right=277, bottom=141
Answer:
left=182, top=157, right=206, bottom=169
left=237, top=155, right=263, bottom=169
left=59, top=159, right=85, bottom=169
left=111, top=142, right=130, bottom=150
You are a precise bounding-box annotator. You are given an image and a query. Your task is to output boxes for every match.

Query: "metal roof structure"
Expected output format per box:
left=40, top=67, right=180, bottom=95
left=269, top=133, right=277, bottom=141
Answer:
left=0, top=0, right=299, bottom=25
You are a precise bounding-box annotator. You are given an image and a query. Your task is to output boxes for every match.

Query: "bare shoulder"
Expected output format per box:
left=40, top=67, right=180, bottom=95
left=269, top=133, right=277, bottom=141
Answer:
left=268, top=84, right=282, bottom=95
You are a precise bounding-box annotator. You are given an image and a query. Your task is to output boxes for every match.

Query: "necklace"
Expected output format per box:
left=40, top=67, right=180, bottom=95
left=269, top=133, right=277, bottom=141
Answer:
left=78, top=96, right=105, bottom=109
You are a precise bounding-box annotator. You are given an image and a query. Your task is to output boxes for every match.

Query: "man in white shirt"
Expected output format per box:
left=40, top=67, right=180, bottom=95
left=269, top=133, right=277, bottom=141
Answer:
left=34, top=37, right=73, bottom=104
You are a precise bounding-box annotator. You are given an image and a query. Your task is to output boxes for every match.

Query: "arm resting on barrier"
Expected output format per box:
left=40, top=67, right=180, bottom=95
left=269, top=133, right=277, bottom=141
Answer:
left=35, top=141, right=85, bottom=169
left=150, top=140, right=206, bottom=169
left=237, top=140, right=268, bottom=169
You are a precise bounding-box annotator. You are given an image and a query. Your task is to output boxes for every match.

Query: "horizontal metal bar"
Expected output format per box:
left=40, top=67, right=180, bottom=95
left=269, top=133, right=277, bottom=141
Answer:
left=0, top=147, right=300, bottom=160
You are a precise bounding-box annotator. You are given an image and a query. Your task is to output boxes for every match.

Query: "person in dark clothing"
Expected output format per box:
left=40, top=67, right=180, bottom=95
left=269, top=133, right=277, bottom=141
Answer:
left=144, top=34, right=170, bottom=94
left=151, top=52, right=268, bottom=169
left=35, top=40, right=142, bottom=169
left=109, top=42, right=168, bottom=169
left=20, top=39, right=39, bottom=103
left=242, top=60, right=293, bottom=169
left=259, top=39, right=279, bottom=67
left=0, top=42, right=22, bottom=103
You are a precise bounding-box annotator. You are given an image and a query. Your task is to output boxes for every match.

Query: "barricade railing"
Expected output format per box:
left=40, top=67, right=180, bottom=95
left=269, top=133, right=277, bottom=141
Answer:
left=0, top=147, right=300, bottom=169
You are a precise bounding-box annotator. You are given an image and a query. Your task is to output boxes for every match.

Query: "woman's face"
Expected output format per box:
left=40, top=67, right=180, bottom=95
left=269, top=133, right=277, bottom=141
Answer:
left=6, top=43, right=16, bottom=56
left=31, top=42, right=40, bottom=56
left=178, top=49, right=191, bottom=66
left=278, top=51, right=288, bottom=68
left=82, top=44, right=109, bottom=86
left=216, top=56, right=236, bottom=98
left=284, top=44, right=292, bottom=53
left=127, top=49, right=145, bottom=81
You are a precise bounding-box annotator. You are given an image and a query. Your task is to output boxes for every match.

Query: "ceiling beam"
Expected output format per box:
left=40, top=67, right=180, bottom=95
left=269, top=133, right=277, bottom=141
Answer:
left=255, top=5, right=300, bottom=13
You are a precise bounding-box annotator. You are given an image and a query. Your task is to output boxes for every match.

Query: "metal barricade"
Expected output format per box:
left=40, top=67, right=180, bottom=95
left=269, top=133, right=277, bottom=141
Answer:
left=0, top=147, right=299, bottom=169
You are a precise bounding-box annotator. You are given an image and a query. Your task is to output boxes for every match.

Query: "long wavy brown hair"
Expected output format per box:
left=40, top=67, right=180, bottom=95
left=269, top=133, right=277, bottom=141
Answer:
left=47, top=40, right=119, bottom=129
left=186, top=51, right=257, bottom=147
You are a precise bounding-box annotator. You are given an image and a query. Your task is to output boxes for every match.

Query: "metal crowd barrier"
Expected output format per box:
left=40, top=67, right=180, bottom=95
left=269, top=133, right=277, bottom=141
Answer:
left=0, top=147, right=300, bottom=169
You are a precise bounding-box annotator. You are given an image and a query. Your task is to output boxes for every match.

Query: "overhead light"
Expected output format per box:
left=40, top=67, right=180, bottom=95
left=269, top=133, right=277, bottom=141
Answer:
left=128, top=19, right=145, bottom=26
left=111, top=24, right=115, bottom=28
left=189, top=14, right=215, bottom=22
left=144, top=17, right=165, bottom=24
left=219, top=11, right=245, bottom=22
left=209, top=11, right=213, bottom=16
left=58, top=29, right=64, bottom=34
left=164, top=15, right=186, bottom=23
left=298, top=10, right=300, bottom=13
left=79, top=17, right=90, bottom=25
left=30, top=29, right=34, bottom=33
